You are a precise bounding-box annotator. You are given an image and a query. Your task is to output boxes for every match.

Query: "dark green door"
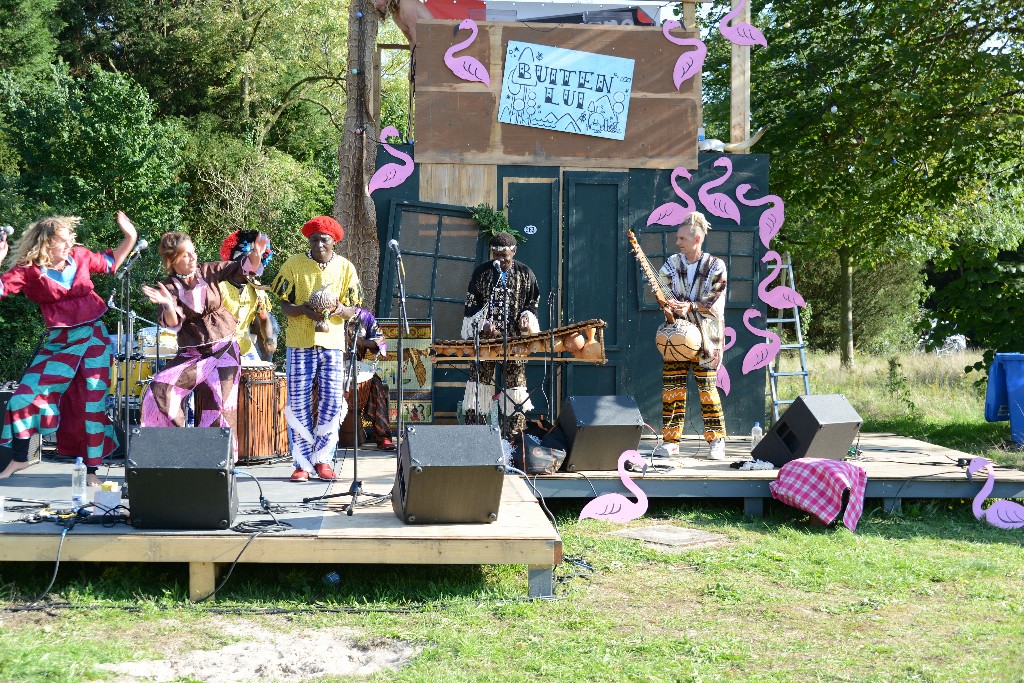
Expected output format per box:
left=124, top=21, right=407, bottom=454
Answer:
left=500, top=174, right=559, bottom=418
left=563, top=172, right=632, bottom=400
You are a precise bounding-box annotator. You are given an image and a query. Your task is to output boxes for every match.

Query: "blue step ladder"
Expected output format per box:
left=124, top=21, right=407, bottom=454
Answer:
left=766, top=253, right=811, bottom=422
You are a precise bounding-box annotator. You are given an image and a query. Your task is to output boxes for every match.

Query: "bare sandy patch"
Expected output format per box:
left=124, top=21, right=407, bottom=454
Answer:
left=97, top=618, right=418, bottom=683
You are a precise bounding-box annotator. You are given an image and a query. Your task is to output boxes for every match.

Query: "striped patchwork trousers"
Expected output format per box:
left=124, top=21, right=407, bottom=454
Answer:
left=1, top=319, right=118, bottom=466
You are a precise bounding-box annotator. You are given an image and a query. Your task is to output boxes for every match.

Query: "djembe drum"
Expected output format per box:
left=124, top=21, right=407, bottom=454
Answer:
left=339, top=361, right=378, bottom=447
left=198, top=362, right=287, bottom=463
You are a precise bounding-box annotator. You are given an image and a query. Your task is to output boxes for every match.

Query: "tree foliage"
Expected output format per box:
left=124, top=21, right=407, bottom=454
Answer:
left=696, top=0, right=1024, bottom=356
left=55, top=0, right=349, bottom=150
left=0, top=62, right=188, bottom=236
left=926, top=184, right=1024, bottom=372
left=0, top=0, right=61, bottom=79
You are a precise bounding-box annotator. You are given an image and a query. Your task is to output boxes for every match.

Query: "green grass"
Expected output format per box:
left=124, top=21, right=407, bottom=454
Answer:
left=2, top=351, right=1024, bottom=683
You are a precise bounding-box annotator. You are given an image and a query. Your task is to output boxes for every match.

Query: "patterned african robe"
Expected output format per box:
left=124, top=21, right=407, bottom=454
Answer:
left=657, top=252, right=728, bottom=371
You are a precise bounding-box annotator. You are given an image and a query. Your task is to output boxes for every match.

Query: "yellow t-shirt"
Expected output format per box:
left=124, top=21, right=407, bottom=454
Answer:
left=271, top=253, right=363, bottom=350
left=218, top=280, right=269, bottom=358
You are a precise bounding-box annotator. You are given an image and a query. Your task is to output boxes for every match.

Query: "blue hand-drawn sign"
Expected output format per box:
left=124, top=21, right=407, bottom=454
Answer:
left=498, top=41, right=634, bottom=141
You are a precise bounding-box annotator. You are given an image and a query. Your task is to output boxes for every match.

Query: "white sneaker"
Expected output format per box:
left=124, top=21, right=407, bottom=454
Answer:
left=652, top=441, right=679, bottom=457
left=708, top=438, right=726, bottom=460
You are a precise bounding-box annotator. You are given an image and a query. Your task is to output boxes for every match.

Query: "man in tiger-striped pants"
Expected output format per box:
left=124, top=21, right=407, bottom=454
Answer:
left=656, top=213, right=728, bottom=460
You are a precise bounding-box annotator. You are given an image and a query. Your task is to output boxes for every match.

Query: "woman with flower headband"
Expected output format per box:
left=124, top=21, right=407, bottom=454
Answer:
left=0, top=211, right=137, bottom=484
left=139, top=231, right=268, bottom=448
left=218, top=230, right=278, bottom=363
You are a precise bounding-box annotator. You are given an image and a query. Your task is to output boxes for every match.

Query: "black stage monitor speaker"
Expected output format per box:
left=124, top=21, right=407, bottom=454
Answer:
left=752, top=394, right=863, bottom=467
left=391, top=424, right=505, bottom=524
left=126, top=427, right=238, bottom=530
left=559, top=395, right=644, bottom=472
left=0, top=387, right=42, bottom=466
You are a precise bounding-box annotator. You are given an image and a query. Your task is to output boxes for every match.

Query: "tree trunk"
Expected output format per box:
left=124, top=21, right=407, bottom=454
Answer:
left=838, top=244, right=854, bottom=368
left=334, top=0, right=381, bottom=305
left=240, top=3, right=251, bottom=122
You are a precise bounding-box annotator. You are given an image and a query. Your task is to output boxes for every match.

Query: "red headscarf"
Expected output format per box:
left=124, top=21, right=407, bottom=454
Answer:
left=302, top=216, right=344, bottom=241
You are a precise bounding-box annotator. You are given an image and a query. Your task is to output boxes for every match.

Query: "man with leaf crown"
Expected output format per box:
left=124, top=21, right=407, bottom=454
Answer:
left=460, top=221, right=540, bottom=438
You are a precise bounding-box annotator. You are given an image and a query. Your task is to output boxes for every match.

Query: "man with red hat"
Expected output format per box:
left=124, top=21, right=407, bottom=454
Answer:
left=271, top=215, right=362, bottom=482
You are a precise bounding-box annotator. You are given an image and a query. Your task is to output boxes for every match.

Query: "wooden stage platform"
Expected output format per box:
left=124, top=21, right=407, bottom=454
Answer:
left=533, top=433, right=1024, bottom=516
left=2, top=432, right=1020, bottom=601
left=0, top=449, right=562, bottom=601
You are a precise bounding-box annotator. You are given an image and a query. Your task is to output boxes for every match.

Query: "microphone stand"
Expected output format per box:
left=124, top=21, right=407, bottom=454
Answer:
left=394, top=248, right=409, bottom=455
left=109, top=249, right=150, bottom=456
left=347, top=322, right=363, bottom=514
left=547, top=289, right=557, bottom=424
left=471, top=319, right=481, bottom=424
left=498, top=266, right=511, bottom=437
left=303, top=318, right=367, bottom=513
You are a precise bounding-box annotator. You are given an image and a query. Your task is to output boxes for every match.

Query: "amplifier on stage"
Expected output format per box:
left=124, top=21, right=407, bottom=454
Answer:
left=391, top=425, right=505, bottom=524
left=127, top=427, right=238, bottom=530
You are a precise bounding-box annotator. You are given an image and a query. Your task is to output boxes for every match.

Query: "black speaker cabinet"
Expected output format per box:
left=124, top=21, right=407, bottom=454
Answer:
left=752, top=394, right=863, bottom=467
left=558, top=395, right=644, bottom=472
left=391, top=425, right=505, bottom=524
left=0, top=387, right=42, bottom=466
left=126, top=427, right=238, bottom=530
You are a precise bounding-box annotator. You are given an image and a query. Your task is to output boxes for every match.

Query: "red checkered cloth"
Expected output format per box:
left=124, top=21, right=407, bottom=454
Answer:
left=769, top=458, right=868, bottom=531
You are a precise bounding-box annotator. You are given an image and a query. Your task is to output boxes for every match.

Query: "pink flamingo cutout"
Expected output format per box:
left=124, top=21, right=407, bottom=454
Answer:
left=445, top=19, right=490, bottom=86
left=967, top=457, right=1024, bottom=529
left=368, top=126, right=414, bottom=195
left=716, top=326, right=737, bottom=395
left=662, top=20, right=707, bottom=90
left=698, top=157, right=742, bottom=225
left=718, top=0, right=768, bottom=48
left=647, top=167, right=696, bottom=227
left=736, top=183, right=785, bottom=248
left=758, top=251, right=806, bottom=310
left=578, top=450, right=649, bottom=523
left=740, top=309, right=781, bottom=374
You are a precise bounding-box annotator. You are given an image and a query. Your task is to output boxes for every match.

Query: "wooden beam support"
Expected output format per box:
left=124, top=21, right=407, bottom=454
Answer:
left=189, top=562, right=221, bottom=602
left=682, top=2, right=702, bottom=131
left=729, top=0, right=751, bottom=148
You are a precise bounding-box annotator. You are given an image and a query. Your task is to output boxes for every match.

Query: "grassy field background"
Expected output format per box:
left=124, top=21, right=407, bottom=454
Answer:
left=2, top=351, right=1023, bottom=683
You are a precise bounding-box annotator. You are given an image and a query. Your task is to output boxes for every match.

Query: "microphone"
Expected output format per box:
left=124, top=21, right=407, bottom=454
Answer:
left=0, top=225, right=12, bottom=242
left=116, top=238, right=148, bottom=280
left=493, top=259, right=507, bottom=284
left=388, top=239, right=405, bottom=277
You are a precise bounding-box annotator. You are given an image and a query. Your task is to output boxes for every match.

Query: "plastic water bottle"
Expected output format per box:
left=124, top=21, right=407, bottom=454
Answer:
left=71, top=457, right=88, bottom=509
left=750, top=422, right=763, bottom=454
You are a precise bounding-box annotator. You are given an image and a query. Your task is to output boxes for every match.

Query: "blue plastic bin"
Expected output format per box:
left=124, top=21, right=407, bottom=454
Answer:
left=985, top=354, right=1010, bottom=422
left=987, top=353, right=1024, bottom=444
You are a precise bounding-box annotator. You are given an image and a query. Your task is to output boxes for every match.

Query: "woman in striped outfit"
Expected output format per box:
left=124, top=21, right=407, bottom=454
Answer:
left=0, top=212, right=137, bottom=485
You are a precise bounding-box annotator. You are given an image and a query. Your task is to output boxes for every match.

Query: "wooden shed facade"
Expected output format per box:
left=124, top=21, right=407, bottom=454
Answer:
left=370, top=20, right=770, bottom=436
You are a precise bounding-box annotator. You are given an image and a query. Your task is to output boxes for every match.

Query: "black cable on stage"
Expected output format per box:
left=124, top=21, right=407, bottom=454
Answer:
left=15, top=525, right=71, bottom=610
left=192, top=531, right=264, bottom=603
left=185, top=469, right=295, bottom=602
